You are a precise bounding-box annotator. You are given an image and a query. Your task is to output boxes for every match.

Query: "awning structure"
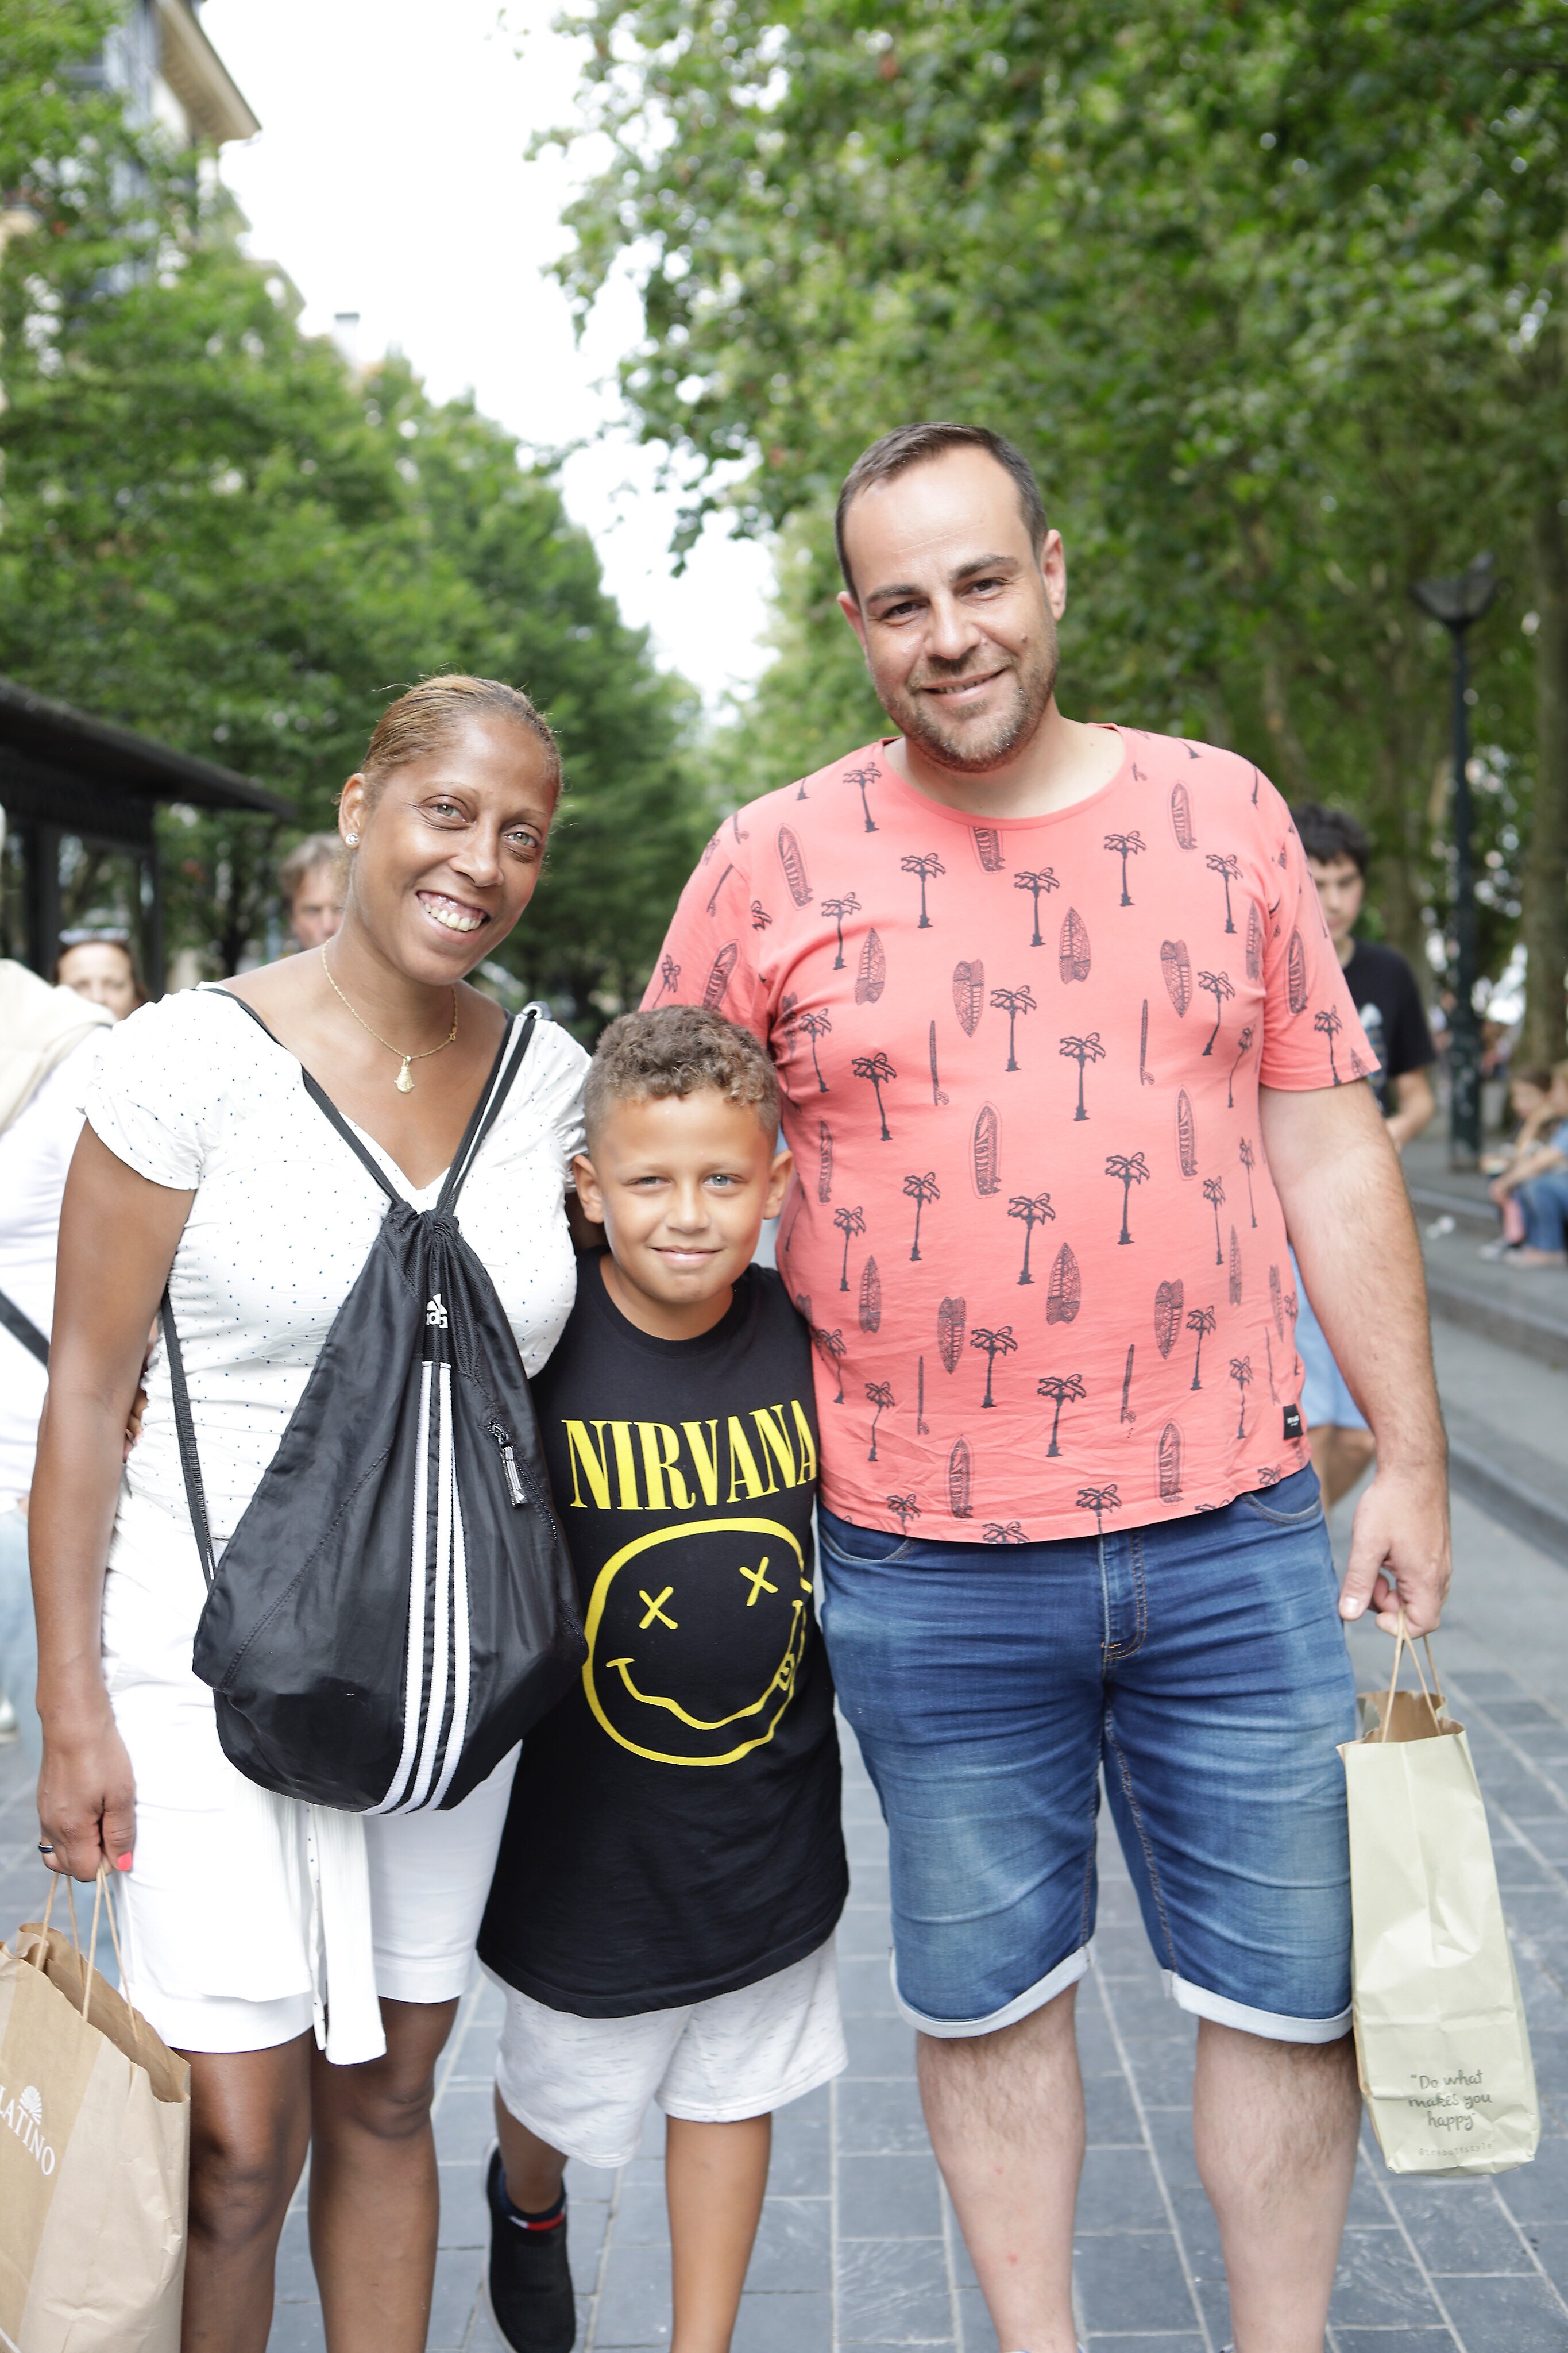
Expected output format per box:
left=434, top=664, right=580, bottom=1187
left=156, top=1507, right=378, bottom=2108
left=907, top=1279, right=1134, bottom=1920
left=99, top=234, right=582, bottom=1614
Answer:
left=0, top=675, right=291, bottom=991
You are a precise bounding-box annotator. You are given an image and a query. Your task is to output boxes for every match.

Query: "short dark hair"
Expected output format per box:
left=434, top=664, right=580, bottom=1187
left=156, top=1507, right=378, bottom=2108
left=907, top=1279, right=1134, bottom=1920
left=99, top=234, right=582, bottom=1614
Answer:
left=1291, top=801, right=1371, bottom=877
left=584, top=1005, right=779, bottom=1146
left=835, top=423, right=1048, bottom=599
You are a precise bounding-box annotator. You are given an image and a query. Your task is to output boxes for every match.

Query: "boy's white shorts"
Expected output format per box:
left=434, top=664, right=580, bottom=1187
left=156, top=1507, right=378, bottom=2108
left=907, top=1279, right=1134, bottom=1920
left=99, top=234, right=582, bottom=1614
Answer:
left=492, top=1935, right=846, bottom=2170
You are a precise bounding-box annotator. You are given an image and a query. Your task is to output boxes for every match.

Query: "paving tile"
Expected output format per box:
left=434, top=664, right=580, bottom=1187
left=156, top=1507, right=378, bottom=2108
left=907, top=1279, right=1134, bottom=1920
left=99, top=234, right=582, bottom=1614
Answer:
left=1330, top=2335, right=1459, bottom=2352
left=1432, top=2271, right=1568, bottom=2346
left=836, top=2237, right=952, bottom=2341
left=1499, top=2135, right=1568, bottom=2225
left=1528, top=2222, right=1568, bottom=2296
left=593, top=2238, right=674, bottom=2345
left=837, top=2151, right=945, bottom=2241
left=844, top=2008, right=918, bottom=2077
left=839, top=2074, right=935, bottom=2155
left=1387, top=2175, right=1533, bottom=2274
left=840, top=1906, right=897, bottom=1959
left=954, top=2285, right=992, bottom=2350
left=1328, top=2228, right=1449, bottom=2327
left=1075, top=2146, right=1169, bottom=2232
left=1082, top=2067, right=1141, bottom=2147
left=732, top=2289, right=834, bottom=2351
left=841, top=1951, right=898, bottom=2017
left=743, top=2194, right=832, bottom=2292
left=1072, top=2230, right=1196, bottom=2332
left=426, top=2246, right=483, bottom=2348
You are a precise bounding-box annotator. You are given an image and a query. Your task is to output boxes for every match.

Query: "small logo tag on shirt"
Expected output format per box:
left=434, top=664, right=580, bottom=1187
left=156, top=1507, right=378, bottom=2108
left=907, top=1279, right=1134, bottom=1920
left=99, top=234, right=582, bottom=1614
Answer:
left=1283, top=1402, right=1304, bottom=1441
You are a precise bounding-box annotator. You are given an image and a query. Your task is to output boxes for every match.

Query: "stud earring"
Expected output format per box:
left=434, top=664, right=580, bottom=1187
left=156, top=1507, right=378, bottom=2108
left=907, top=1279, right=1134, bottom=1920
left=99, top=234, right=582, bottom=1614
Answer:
left=345, top=832, right=360, bottom=846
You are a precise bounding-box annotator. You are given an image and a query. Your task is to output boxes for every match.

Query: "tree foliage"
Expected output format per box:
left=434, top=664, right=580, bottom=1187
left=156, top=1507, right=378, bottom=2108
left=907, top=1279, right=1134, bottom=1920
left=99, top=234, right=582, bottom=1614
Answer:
left=551, top=0, right=1568, bottom=1048
left=0, top=12, right=708, bottom=1024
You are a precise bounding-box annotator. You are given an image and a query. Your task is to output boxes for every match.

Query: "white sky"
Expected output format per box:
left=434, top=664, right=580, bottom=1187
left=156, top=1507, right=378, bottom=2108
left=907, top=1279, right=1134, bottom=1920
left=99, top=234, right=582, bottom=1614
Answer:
left=202, top=0, right=774, bottom=707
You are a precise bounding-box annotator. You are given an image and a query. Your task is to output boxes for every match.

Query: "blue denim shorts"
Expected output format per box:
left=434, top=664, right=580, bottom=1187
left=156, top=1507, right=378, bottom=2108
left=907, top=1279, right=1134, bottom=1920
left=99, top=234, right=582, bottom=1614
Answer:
left=1291, top=1252, right=1369, bottom=1433
left=818, top=1464, right=1355, bottom=2044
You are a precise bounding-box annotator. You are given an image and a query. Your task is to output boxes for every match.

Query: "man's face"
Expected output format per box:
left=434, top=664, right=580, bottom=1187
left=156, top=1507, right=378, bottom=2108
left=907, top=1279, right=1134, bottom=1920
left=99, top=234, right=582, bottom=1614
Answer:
left=289, top=862, right=345, bottom=950
left=1307, top=853, right=1364, bottom=946
left=837, top=447, right=1063, bottom=775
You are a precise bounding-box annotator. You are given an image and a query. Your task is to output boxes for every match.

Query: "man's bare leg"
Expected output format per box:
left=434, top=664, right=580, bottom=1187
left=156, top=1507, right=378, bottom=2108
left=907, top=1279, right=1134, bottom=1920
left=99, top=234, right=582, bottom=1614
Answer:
left=1193, top=2020, right=1360, bottom=2353
left=917, top=1984, right=1083, bottom=2353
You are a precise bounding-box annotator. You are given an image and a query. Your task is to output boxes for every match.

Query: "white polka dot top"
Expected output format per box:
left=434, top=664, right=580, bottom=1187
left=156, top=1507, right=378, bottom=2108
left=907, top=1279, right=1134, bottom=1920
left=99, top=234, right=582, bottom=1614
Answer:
left=84, top=985, right=588, bottom=1546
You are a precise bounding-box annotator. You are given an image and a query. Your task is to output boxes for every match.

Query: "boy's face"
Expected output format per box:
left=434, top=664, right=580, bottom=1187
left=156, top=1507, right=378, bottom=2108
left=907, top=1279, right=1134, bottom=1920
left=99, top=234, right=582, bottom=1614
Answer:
left=574, top=1087, right=793, bottom=1337
left=1307, top=852, right=1364, bottom=946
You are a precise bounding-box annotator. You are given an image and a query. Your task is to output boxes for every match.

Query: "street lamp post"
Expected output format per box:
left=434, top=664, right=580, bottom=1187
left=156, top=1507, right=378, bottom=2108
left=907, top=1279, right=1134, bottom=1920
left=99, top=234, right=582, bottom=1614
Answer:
left=1411, top=554, right=1501, bottom=1170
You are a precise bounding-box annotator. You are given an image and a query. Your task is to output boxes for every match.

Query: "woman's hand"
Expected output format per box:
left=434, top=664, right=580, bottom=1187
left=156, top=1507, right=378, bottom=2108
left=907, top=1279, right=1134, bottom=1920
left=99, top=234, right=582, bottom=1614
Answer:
left=37, top=1694, right=137, bottom=1879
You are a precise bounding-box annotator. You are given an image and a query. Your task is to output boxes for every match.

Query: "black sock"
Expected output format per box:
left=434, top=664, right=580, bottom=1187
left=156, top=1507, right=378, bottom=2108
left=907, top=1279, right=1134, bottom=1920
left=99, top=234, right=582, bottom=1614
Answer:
left=499, top=2175, right=566, bottom=2232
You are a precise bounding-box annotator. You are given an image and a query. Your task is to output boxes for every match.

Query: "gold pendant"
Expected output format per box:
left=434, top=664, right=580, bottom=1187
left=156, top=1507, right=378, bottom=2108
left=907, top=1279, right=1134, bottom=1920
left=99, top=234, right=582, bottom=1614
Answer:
left=396, top=1059, right=415, bottom=1094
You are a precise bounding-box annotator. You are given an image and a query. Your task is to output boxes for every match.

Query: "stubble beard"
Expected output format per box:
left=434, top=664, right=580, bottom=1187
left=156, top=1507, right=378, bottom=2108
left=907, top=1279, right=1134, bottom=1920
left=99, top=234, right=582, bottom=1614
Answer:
left=884, top=630, right=1059, bottom=777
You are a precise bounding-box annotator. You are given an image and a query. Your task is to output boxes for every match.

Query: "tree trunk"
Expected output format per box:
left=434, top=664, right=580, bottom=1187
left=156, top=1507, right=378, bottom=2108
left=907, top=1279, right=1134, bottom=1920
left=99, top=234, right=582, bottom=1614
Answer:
left=1519, top=491, right=1568, bottom=1064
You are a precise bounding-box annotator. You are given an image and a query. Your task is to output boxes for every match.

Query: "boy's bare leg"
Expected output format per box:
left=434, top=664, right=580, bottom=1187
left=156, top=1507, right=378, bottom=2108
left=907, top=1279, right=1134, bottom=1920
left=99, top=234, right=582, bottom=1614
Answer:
left=666, top=2112, right=771, bottom=2353
left=493, top=2090, right=568, bottom=2211
left=1308, top=1424, right=1376, bottom=1510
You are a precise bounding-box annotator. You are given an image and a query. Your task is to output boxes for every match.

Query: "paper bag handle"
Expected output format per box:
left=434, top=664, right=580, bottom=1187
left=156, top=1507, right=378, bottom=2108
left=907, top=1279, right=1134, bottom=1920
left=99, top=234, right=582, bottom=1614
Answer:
left=38, top=1864, right=142, bottom=2051
left=1375, top=1607, right=1445, bottom=1742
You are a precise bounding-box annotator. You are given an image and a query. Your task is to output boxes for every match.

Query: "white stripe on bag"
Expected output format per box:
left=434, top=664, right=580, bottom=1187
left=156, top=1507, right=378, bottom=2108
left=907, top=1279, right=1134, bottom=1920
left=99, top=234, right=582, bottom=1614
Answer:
left=409, top=1363, right=455, bottom=1810
left=372, top=1359, right=434, bottom=1814
left=429, top=1476, right=471, bottom=1810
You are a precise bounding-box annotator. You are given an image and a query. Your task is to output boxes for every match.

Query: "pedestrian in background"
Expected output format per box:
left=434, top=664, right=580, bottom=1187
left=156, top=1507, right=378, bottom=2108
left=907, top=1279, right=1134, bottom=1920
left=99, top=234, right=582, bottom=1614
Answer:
left=281, top=829, right=348, bottom=949
left=1288, top=801, right=1438, bottom=1505
left=0, top=961, right=112, bottom=1764
left=648, top=423, right=1450, bottom=2353
left=55, top=932, right=146, bottom=1021
left=1488, top=1059, right=1568, bottom=1267
left=30, top=677, right=587, bottom=2353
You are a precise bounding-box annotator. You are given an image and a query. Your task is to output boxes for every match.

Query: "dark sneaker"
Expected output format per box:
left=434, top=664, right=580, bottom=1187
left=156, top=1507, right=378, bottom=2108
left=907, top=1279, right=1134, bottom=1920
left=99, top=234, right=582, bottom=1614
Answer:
left=484, top=2143, right=576, bottom=2353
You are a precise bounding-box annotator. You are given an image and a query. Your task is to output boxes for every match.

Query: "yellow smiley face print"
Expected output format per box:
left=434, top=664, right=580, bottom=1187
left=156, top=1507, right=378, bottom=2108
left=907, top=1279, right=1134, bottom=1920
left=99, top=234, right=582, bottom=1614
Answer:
left=581, top=1517, right=812, bottom=1766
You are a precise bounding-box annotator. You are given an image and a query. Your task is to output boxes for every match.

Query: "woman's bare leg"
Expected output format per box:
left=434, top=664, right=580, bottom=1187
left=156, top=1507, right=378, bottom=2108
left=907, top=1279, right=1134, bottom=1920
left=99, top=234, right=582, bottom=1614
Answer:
left=666, top=2112, right=771, bottom=2353
left=180, top=2036, right=314, bottom=2353
left=308, top=1996, right=459, bottom=2352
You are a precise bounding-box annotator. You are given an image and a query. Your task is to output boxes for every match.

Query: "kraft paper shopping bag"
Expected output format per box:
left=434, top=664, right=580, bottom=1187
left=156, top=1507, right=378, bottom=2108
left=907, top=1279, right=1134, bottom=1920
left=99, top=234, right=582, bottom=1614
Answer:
left=0, top=1872, right=189, bottom=2351
left=1341, top=1618, right=1539, bottom=2177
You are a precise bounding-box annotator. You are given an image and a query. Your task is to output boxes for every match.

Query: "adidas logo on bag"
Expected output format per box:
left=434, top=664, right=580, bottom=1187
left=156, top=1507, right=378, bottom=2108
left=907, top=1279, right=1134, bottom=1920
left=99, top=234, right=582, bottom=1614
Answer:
left=0, top=2081, right=57, bottom=2175
left=426, top=1293, right=449, bottom=1328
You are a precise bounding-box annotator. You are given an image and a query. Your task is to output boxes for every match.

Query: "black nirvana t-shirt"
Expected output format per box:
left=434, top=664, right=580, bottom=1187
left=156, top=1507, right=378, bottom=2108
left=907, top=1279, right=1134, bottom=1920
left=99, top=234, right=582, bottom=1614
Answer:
left=479, top=1253, right=846, bottom=2016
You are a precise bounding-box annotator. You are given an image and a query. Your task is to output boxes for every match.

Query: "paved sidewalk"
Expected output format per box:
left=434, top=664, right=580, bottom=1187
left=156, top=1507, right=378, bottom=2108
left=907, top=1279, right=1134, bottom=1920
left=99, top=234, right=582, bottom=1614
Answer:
left=5, top=1488, right=1568, bottom=2349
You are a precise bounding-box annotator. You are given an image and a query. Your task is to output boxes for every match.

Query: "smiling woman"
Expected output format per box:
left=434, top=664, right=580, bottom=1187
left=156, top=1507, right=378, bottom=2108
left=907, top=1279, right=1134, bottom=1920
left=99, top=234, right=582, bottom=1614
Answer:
left=28, top=676, right=590, bottom=2353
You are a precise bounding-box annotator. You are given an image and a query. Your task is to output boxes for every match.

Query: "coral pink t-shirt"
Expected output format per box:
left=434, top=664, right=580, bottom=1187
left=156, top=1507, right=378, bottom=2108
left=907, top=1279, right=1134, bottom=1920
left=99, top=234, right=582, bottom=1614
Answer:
left=645, top=730, right=1375, bottom=1542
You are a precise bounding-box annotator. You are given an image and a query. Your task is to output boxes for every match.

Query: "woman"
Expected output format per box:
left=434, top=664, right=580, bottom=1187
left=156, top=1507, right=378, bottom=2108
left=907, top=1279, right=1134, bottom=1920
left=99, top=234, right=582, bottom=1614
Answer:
left=30, top=676, right=588, bottom=2352
left=55, top=934, right=146, bottom=1020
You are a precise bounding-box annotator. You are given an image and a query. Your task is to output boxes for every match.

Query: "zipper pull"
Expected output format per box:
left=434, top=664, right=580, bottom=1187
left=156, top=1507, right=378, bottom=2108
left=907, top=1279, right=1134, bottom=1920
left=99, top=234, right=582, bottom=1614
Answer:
left=491, top=1422, right=527, bottom=1507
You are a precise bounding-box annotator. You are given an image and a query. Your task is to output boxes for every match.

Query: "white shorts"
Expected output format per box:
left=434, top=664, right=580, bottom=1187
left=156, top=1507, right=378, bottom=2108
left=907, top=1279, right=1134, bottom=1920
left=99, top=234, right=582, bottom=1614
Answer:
left=492, top=1937, right=846, bottom=2170
left=117, top=1751, right=517, bottom=2055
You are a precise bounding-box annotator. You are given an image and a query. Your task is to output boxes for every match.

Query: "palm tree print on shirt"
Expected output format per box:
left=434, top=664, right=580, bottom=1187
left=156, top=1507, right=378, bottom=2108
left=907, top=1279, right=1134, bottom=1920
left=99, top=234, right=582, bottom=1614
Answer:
left=1037, top=1372, right=1086, bottom=1457
left=983, top=1521, right=1028, bottom=1544
left=1014, top=868, right=1059, bottom=944
left=1077, top=1483, right=1122, bottom=1537
left=1187, top=1304, right=1217, bottom=1390
left=901, top=854, right=945, bottom=928
left=1227, top=1021, right=1255, bottom=1110
left=887, top=1492, right=920, bottom=1532
left=1206, top=851, right=1242, bottom=933
left=1106, top=1152, right=1151, bottom=1245
left=1314, top=1004, right=1343, bottom=1082
left=853, top=1051, right=897, bottom=1140
left=1104, top=831, right=1146, bottom=905
left=844, top=763, right=879, bottom=834
left=653, top=954, right=680, bottom=1004
left=820, top=893, right=860, bottom=970
left=813, top=1326, right=847, bottom=1403
left=1203, top=1175, right=1227, bottom=1264
left=1008, top=1191, right=1056, bottom=1283
left=799, top=1010, right=832, bottom=1093
left=833, top=1205, right=866, bottom=1291
left=970, top=1324, right=1018, bottom=1407
left=991, top=985, right=1037, bottom=1072
left=904, top=1172, right=940, bottom=1262
left=750, top=901, right=772, bottom=931
left=1059, top=1032, right=1106, bottom=1120
left=1239, top=1139, right=1258, bottom=1228
left=1198, top=969, right=1234, bottom=1055
left=865, top=1381, right=895, bottom=1461
left=1229, top=1355, right=1254, bottom=1439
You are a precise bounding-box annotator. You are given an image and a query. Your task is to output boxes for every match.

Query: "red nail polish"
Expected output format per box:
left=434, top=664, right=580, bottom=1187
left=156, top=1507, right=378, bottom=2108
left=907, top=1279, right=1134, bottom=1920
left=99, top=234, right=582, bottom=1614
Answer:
left=116, top=1853, right=134, bottom=1871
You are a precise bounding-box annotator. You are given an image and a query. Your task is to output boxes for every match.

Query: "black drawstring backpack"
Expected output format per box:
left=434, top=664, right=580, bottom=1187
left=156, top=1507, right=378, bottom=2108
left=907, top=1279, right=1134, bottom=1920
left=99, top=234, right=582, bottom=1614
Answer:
left=161, top=993, right=586, bottom=1814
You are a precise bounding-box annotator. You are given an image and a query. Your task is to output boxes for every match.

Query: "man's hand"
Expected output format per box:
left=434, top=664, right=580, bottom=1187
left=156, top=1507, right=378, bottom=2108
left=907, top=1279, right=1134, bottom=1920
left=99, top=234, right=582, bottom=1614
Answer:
left=1339, top=1458, right=1451, bottom=1635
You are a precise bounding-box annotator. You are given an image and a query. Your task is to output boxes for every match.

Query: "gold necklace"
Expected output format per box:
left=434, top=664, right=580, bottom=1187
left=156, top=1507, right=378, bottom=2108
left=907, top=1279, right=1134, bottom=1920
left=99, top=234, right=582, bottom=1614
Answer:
left=320, top=949, right=458, bottom=1093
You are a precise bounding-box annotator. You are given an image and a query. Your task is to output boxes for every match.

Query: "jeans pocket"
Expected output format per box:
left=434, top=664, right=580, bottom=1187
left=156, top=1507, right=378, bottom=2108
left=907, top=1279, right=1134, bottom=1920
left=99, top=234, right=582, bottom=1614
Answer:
left=1235, top=1462, right=1325, bottom=1525
left=817, top=1507, right=912, bottom=1567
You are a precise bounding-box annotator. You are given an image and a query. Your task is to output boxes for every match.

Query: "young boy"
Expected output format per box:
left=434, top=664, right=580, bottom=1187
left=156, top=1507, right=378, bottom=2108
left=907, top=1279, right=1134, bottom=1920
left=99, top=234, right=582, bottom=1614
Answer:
left=477, top=1006, right=848, bottom=2353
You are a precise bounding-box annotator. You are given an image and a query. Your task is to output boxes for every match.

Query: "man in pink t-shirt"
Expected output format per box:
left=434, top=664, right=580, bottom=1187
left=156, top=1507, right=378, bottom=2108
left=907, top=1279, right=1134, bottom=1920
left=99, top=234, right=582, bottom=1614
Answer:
left=648, top=425, right=1449, bottom=2353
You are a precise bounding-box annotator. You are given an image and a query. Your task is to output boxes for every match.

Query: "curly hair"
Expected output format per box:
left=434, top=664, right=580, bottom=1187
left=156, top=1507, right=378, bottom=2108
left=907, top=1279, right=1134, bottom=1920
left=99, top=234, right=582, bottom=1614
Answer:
left=584, top=1006, right=779, bottom=1145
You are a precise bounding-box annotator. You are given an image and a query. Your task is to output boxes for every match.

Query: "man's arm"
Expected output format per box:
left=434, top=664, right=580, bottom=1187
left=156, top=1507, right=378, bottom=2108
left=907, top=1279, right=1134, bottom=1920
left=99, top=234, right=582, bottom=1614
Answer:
left=1260, top=1077, right=1450, bottom=1635
left=1386, top=1066, right=1436, bottom=1151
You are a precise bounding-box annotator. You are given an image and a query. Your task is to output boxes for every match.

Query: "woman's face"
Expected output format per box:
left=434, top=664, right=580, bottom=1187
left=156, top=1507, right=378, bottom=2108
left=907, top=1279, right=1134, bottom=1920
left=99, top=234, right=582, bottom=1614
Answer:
left=58, top=940, right=140, bottom=1020
left=337, top=717, right=557, bottom=984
